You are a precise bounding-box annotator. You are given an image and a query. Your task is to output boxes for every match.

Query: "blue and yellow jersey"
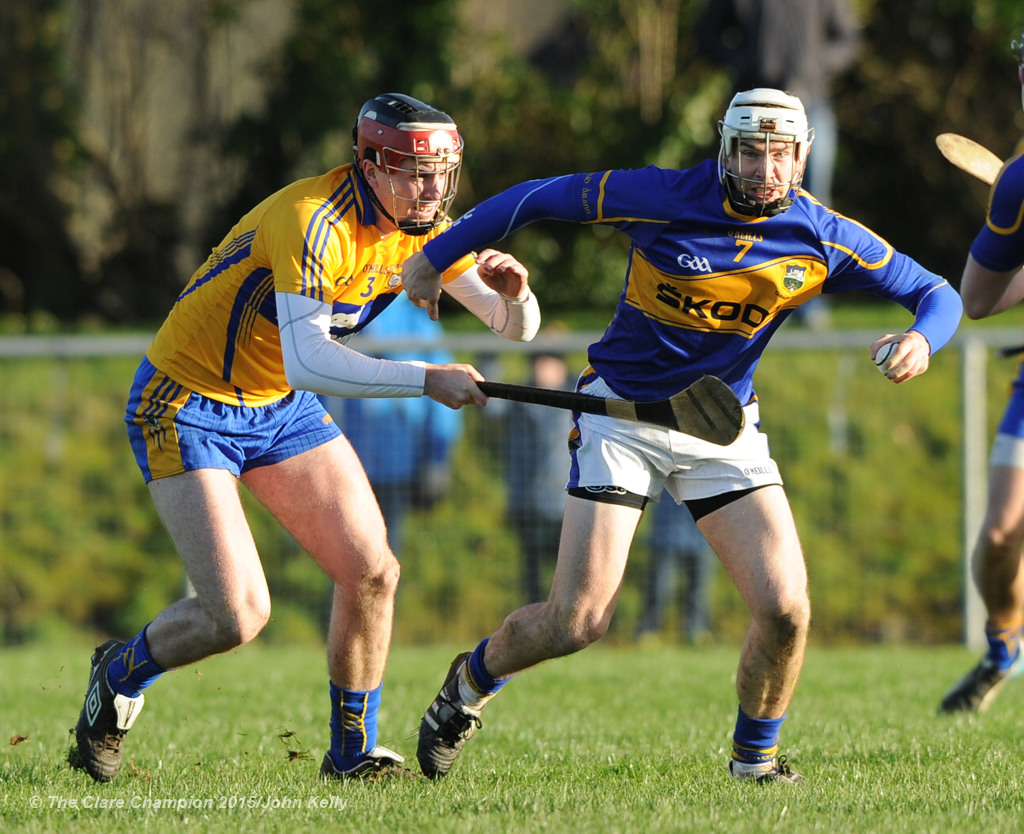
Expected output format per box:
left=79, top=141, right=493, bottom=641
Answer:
left=147, top=163, right=475, bottom=406
left=970, top=136, right=1024, bottom=273
left=425, top=160, right=959, bottom=403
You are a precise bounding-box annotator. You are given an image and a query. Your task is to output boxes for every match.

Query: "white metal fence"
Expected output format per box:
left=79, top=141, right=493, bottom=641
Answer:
left=1, top=326, right=1020, bottom=647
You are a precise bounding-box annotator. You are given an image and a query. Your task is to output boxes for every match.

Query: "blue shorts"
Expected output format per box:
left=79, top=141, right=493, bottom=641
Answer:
left=125, top=357, right=341, bottom=482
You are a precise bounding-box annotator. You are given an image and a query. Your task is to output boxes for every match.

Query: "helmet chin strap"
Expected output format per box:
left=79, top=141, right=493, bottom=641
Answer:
left=395, top=210, right=440, bottom=236
left=729, top=190, right=792, bottom=218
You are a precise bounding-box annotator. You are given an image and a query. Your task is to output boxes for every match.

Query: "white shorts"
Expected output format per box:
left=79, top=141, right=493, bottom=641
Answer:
left=991, top=381, right=1024, bottom=467
left=990, top=433, right=1024, bottom=468
left=566, top=375, right=783, bottom=503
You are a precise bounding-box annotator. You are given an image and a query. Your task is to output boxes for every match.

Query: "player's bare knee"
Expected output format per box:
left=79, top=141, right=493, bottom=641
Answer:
left=347, top=552, right=400, bottom=605
left=562, top=625, right=606, bottom=654
left=207, top=616, right=263, bottom=652
left=544, top=603, right=610, bottom=655
left=763, top=600, right=810, bottom=647
left=249, top=594, right=273, bottom=635
left=207, top=596, right=271, bottom=650
left=978, top=527, right=1024, bottom=561
left=374, top=552, right=401, bottom=596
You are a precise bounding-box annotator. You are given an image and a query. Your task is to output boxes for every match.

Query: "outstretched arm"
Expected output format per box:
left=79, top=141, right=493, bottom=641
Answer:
left=403, top=174, right=581, bottom=318
left=277, top=291, right=486, bottom=407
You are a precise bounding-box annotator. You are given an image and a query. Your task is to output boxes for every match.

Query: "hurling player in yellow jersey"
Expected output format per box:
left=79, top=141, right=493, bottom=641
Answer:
left=403, top=89, right=962, bottom=784
left=70, top=94, right=540, bottom=783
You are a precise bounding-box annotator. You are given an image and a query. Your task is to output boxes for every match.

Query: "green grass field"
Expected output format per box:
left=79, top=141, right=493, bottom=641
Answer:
left=3, top=640, right=1024, bottom=833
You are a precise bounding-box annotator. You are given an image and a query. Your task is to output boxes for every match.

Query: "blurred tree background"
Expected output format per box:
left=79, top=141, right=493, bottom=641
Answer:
left=2, top=0, right=1023, bottom=328
left=3, top=0, right=1024, bottom=646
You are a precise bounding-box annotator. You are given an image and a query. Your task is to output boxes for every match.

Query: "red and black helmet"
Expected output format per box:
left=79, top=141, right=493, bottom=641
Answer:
left=353, top=94, right=463, bottom=234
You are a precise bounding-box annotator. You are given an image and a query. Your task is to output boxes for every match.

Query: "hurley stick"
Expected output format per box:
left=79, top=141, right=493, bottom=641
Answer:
left=936, top=133, right=1003, bottom=186
left=477, top=374, right=745, bottom=446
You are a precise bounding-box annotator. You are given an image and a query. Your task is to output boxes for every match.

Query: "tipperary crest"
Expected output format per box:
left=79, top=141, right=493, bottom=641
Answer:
left=783, top=264, right=807, bottom=292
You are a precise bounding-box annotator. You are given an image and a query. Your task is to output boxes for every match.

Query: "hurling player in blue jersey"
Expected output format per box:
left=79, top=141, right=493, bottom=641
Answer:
left=69, top=94, right=540, bottom=783
left=939, top=28, right=1024, bottom=715
left=402, top=88, right=963, bottom=783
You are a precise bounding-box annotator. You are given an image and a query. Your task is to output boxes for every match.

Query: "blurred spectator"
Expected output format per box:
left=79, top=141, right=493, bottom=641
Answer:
left=323, top=292, right=462, bottom=558
left=696, top=0, right=861, bottom=328
left=485, top=347, right=574, bottom=603
left=635, top=497, right=715, bottom=645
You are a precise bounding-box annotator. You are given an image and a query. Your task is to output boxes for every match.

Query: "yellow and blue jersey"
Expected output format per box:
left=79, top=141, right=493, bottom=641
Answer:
left=970, top=136, right=1024, bottom=273
left=147, top=163, right=475, bottom=406
left=424, top=160, right=960, bottom=403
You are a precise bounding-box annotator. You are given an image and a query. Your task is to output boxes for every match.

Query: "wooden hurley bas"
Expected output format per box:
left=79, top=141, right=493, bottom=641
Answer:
left=477, top=374, right=746, bottom=446
left=935, top=133, right=1003, bottom=186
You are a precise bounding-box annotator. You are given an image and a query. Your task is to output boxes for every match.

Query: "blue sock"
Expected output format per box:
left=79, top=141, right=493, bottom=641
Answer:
left=466, top=638, right=512, bottom=697
left=328, top=682, right=381, bottom=772
left=731, top=705, right=784, bottom=766
left=106, top=626, right=165, bottom=698
left=985, top=619, right=1022, bottom=671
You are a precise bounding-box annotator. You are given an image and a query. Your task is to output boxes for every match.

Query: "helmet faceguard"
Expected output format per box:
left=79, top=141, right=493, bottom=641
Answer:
left=717, top=89, right=814, bottom=217
left=1012, top=24, right=1024, bottom=111
left=353, top=93, right=463, bottom=235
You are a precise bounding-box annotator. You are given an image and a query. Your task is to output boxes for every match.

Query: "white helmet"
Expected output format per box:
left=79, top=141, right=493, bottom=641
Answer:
left=717, top=88, right=815, bottom=217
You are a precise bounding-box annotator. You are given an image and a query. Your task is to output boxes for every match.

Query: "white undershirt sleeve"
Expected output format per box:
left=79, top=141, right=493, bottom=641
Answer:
left=442, top=268, right=540, bottom=342
left=277, top=292, right=426, bottom=398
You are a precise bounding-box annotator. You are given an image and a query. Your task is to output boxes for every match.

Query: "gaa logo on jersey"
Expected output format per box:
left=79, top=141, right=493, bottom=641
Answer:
left=676, top=252, right=713, bottom=274
left=783, top=265, right=807, bottom=292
